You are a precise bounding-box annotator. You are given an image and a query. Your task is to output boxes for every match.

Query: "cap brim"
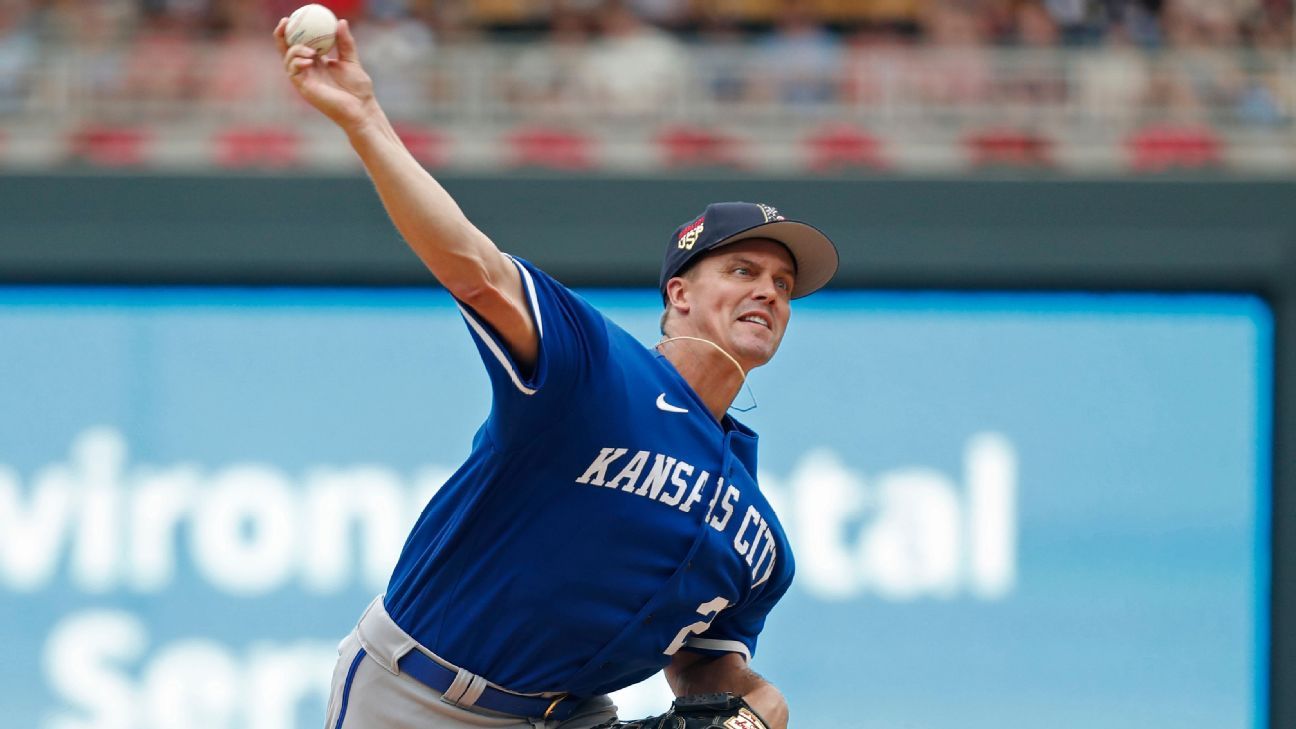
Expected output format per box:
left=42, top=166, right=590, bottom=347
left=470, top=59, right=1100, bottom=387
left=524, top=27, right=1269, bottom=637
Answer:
left=711, top=220, right=840, bottom=299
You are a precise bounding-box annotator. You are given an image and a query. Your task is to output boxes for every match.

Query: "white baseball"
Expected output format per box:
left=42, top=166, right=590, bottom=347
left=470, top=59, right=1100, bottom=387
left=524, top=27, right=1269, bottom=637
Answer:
left=285, top=4, right=338, bottom=55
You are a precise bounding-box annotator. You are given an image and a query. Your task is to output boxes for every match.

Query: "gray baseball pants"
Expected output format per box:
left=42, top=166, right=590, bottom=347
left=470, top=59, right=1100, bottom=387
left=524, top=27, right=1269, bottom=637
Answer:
left=324, top=597, right=618, bottom=729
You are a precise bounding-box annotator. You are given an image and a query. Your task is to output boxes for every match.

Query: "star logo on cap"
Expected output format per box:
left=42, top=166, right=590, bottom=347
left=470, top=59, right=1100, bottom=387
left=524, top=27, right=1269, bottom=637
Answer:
left=757, top=204, right=784, bottom=223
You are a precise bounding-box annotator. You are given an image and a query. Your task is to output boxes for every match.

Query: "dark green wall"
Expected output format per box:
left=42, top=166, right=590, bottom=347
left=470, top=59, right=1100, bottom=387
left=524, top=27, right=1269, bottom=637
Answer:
left=3, top=175, right=1293, bottom=290
left=2, top=174, right=1293, bottom=726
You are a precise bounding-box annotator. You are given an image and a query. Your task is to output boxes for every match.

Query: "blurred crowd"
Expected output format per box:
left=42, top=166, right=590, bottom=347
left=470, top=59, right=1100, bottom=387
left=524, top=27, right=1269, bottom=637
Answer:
left=2, top=0, right=1291, bottom=46
left=0, top=0, right=1291, bottom=125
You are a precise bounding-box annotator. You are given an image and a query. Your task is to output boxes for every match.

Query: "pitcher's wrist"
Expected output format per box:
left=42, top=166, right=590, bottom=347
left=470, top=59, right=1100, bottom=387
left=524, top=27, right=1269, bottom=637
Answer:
left=341, top=99, right=388, bottom=142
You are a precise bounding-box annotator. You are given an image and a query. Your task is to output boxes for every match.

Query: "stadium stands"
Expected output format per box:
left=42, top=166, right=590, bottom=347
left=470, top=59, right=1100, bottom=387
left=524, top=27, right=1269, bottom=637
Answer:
left=0, top=0, right=1290, bottom=173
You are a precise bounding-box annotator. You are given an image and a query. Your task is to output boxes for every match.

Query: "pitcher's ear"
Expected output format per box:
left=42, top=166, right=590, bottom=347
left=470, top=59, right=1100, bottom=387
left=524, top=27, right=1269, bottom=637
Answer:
left=664, top=276, right=691, bottom=314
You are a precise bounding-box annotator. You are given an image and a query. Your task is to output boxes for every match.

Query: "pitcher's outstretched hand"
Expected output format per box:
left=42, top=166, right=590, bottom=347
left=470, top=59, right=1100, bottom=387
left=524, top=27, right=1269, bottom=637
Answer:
left=274, top=16, right=377, bottom=130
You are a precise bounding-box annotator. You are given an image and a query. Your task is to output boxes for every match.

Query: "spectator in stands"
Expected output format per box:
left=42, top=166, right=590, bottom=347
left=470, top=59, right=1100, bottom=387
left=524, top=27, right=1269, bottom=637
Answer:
left=352, top=0, right=437, bottom=118
left=576, top=0, right=686, bottom=116
left=1076, top=21, right=1152, bottom=125
left=201, top=0, right=284, bottom=113
left=407, top=0, right=480, bottom=106
left=415, top=0, right=480, bottom=45
left=1159, top=0, right=1248, bottom=121
left=627, top=0, right=690, bottom=29
left=120, top=4, right=205, bottom=115
left=505, top=3, right=594, bottom=114
left=37, top=0, right=134, bottom=115
left=0, top=0, right=38, bottom=116
left=910, top=1, right=992, bottom=108
left=1000, top=1, right=1068, bottom=106
left=40, top=0, right=133, bottom=43
left=845, top=0, right=922, bottom=28
left=690, top=1, right=749, bottom=104
left=1012, top=1, right=1063, bottom=47
left=1233, top=1, right=1292, bottom=126
left=1168, top=0, right=1263, bottom=29
left=1097, top=0, right=1164, bottom=47
left=751, top=0, right=841, bottom=107
left=1041, top=0, right=1100, bottom=44
left=839, top=23, right=915, bottom=107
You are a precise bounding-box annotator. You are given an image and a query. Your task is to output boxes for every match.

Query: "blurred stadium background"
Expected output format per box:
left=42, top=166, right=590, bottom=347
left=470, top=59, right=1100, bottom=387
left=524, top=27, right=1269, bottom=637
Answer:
left=0, top=0, right=1293, bottom=172
left=0, top=1, right=1293, bottom=728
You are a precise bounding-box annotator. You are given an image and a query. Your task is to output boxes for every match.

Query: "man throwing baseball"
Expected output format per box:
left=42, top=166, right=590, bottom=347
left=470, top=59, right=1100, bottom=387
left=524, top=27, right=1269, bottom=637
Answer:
left=274, top=14, right=838, bottom=729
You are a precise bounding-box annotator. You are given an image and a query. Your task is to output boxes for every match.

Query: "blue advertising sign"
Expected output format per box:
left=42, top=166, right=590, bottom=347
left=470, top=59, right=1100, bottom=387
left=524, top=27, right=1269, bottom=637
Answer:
left=0, top=288, right=1270, bottom=729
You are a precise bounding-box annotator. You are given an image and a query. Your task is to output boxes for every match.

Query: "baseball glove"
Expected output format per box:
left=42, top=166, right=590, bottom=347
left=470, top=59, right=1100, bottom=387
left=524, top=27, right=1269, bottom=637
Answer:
left=593, top=693, right=769, bottom=729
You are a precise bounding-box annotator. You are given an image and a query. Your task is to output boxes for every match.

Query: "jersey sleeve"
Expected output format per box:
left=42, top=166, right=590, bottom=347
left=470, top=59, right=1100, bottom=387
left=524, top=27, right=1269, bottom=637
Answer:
left=455, top=254, right=612, bottom=440
left=682, top=567, right=794, bottom=663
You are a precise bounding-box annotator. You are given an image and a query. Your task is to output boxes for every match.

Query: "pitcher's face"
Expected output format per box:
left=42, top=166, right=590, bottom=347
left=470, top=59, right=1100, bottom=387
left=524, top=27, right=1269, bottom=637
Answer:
left=671, top=238, right=795, bottom=370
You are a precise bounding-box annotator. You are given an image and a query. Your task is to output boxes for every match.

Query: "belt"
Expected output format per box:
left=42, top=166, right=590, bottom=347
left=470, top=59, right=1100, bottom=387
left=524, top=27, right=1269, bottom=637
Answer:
left=397, top=649, right=580, bottom=722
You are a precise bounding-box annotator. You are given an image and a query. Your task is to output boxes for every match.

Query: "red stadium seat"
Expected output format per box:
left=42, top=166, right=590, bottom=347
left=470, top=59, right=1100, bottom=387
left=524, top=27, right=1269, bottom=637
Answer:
left=505, top=127, right=596, bottom=171
left=214, top=126, right=301, bottom=168
left=68, top=125, right=150, bottom=167
left=1125, top=124, right=1223, bottom=173
left=315, top=0, right=362, bottom=16
left=268, top=0, right=361, bottom=18
left=964, top=128, right=1054, bottom=168
left=655, top=125, right=746, bottom=169
left=804, top=124, right=888, bottom=172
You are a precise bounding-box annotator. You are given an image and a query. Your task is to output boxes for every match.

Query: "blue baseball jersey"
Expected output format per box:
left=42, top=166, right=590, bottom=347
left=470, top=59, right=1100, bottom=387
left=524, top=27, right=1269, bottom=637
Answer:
left=383, top=255, right=794, bottom=699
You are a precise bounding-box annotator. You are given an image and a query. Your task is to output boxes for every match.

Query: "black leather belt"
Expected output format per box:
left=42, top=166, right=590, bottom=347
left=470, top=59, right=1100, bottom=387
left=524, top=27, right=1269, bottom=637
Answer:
left=397, top=649, right=579, bottom=722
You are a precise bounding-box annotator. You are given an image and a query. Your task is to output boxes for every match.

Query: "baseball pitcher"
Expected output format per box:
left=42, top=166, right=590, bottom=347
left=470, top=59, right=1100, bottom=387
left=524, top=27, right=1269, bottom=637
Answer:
left=274, top=14, right=839, bottom=729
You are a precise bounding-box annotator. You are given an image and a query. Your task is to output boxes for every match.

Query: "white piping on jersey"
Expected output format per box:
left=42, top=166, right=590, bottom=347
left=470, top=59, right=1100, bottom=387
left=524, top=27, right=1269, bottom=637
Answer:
left=455, top=256, right=544, bottom=397
left=683, top=637, right=751, bottom=662
left=508, top=254, right=544, bottom=338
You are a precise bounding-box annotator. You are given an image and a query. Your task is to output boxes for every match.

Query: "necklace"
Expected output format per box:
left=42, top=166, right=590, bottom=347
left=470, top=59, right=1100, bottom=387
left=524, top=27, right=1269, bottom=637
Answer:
left=656, top=335, right=746, bottom=381
left=654, top=336, right=757, bottom=412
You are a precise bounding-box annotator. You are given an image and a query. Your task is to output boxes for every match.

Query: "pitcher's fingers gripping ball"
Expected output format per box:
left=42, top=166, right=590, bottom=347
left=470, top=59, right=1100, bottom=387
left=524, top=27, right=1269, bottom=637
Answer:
left=594, top=693, right=770, bottom=729
left=285, top=3, right=337, bottom=54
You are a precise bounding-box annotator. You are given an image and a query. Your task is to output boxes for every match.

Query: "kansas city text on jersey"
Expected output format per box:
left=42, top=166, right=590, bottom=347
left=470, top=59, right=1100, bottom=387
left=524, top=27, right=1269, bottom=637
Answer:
left=575, top=447, right=778, bottom=588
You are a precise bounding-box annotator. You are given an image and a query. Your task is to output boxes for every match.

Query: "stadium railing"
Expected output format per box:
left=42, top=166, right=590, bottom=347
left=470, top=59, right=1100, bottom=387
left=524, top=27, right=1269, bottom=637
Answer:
left=2, top=43, right=1292, bottom=174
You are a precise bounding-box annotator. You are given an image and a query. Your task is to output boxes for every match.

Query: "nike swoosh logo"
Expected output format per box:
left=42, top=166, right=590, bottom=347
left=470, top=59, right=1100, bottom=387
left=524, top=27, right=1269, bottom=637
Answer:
left=656, top=393, right=689, bottom=414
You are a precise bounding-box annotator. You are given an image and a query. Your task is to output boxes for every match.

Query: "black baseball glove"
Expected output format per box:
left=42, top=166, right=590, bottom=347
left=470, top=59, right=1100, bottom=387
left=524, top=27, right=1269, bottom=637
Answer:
left=594, top=693, right=769, bottom=729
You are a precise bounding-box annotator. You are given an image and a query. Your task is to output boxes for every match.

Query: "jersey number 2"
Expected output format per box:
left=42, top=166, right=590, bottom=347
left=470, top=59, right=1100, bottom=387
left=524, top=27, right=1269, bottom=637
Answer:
left=663, top=596, right=730, bottom=656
